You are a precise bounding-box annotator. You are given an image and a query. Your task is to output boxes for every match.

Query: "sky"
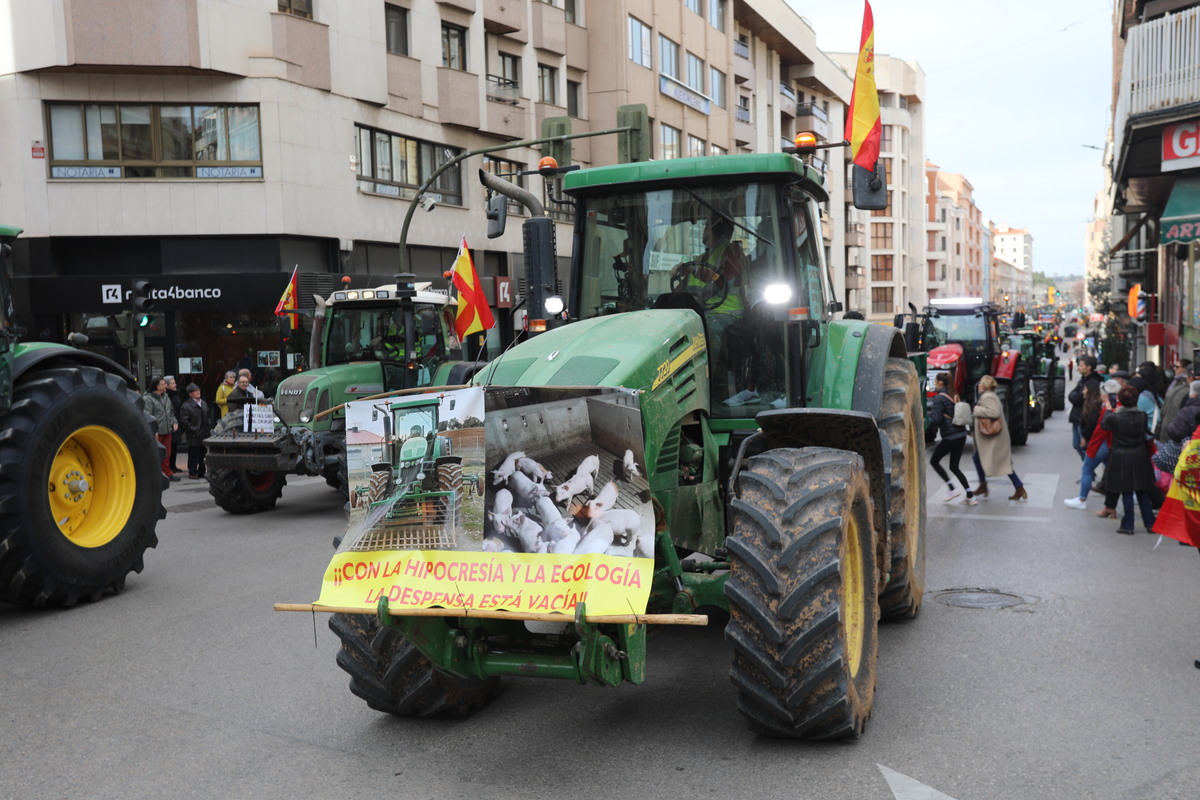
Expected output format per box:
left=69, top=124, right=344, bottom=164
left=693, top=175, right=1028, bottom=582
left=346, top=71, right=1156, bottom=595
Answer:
left=790, top=0, right=1113, bottom=278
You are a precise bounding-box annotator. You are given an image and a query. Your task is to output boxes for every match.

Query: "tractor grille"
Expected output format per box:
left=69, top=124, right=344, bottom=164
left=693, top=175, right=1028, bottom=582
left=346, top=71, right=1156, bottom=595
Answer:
left=274, top=373, right=323, bottom=425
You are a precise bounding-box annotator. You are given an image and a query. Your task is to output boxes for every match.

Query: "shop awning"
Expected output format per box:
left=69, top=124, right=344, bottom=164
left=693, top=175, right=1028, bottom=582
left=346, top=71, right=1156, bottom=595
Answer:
left=1160, top=176, right=1200, bottom=245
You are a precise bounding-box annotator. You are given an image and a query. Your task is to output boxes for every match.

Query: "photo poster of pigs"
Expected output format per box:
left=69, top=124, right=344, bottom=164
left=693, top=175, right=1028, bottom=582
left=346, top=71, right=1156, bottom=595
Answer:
left=313, top=385, right=655, bottom=617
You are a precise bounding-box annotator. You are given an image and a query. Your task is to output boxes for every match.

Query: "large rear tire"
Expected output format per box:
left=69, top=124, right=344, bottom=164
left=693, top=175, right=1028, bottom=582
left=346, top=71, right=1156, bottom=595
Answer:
left=1008, top=364, right=1031, bottom=447
left=877, top=358, right=927, bottom=620
left=322, top=440, right=348, bottom=498
left=329, top=612, right=499, bottom=717
left=0, top=367, right=164, bottom=607
left=1052, top=375, right=1066, bottom=411
left=725, top=448, right=879, bottom=739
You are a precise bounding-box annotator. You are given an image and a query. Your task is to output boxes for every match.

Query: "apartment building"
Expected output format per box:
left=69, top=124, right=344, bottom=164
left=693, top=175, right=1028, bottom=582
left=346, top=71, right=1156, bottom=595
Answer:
left=923, top=163, right=985, bottom=300
left=1107, top=0, right=1200, bottom=365
left=0, top=0, right=881, bottom=394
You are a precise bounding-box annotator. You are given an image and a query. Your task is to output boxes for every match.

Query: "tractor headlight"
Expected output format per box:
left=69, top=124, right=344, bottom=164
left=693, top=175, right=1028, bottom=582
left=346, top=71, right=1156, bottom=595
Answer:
left=763, top=283, right=793, bottom=305
left=416, top=471, right=426, bottom=481
left=299, top=410, right=313, bottom=423
left=544, top=295, right=565, bottom=315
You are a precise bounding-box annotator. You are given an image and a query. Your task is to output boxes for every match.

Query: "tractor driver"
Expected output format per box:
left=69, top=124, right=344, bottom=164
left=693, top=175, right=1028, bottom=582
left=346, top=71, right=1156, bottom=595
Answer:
left=372, top=311, right=407, bottom=362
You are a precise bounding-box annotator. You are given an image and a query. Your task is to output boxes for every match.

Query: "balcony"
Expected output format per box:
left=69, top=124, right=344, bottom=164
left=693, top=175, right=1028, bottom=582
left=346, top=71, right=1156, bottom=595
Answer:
left=437, top=68, right=481, bottom=129
left=734, top=39, right=750, bottom=59
left=1113, top=6, right=1200, bottom=172
left=796, top=102, right=831, bottom=141
left=735, top=106, right=751, bottom=124
left=778, top=83, right=797, bottom=118
left=845, top=268, right=866, bottom=290
left=483, top=0, right=524, bottom=36
left=486, top=75, right=521, bottom=105
left=846, top=221, right=866, bottom=248
left=733, top=50, right=755, bottom=85
left=1111, top=249, right=1157, bottom=279
left=387, top=54, right=423, bottom=116
left=533, top=0, right=566, bottom=55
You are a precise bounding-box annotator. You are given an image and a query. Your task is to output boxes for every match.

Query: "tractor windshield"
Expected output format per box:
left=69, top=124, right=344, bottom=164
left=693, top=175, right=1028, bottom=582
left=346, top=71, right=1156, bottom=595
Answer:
left=393, top=404, right=437, bottom=452
left=574, top=181, right=823, bottom=414
left=325, top=302, right=457, bottom=375
left=926, top=311, right=989, bottom=355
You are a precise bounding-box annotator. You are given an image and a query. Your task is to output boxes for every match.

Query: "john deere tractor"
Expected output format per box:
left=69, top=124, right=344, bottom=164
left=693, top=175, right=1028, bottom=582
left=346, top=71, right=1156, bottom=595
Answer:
left=205, top=277, right=478, bottom=514
left=0, top=225, right=165, bottom=607
left=328, top=148, right=928, bottom=740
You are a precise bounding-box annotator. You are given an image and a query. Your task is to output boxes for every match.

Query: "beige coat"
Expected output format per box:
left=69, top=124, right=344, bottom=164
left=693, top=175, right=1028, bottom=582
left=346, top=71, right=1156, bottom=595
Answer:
left=972, top=390, right=1014, bottom=476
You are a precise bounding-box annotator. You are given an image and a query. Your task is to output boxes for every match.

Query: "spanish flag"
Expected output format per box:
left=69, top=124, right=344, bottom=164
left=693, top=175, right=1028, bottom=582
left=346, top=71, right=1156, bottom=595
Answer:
left=845, top=1, right=881, bottom=171
left=274, top=266, right=299, bottom=330
left=447, top=236, right=495, bottom=340
left=1152, top=423, right=1200, bottom=547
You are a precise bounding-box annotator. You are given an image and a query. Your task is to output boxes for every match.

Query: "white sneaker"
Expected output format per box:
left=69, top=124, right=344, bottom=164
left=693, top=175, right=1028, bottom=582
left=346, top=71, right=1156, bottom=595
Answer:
left=1063, top=497, right=1088, bottom=509
left=941, top=488, right=963, bottom=503
left=961, top=496, right=978, bottom=506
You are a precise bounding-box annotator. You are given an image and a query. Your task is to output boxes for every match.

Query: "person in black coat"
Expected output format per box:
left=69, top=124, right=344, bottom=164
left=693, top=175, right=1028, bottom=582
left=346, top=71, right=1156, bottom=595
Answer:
left=1101, top=385, right=1157, bottom=534
left=928, top=372, right=976, bottom=504
left=1069, top=355, right=1102, bottom=460
left=1166, top=382, right=1200, bottom=442
left=225, top=375, right=256, bottom=419
left=165, top=376, right=184, bottom=473
left=179, top=383, right=213, bottom=478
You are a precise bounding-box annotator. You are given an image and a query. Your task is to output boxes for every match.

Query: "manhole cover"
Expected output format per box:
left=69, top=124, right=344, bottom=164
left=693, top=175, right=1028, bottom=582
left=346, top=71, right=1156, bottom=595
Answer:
left=935, top=589, right=1029, bottom=609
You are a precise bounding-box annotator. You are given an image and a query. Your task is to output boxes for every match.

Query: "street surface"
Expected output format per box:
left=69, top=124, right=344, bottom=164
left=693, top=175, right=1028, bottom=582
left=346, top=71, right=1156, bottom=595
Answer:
left=3, top=402, right=1199, bottom=799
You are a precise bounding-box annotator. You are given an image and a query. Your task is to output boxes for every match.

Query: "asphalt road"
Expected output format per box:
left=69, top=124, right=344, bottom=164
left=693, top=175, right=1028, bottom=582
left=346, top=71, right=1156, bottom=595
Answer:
left=3, top=405, right=1199, bottom=800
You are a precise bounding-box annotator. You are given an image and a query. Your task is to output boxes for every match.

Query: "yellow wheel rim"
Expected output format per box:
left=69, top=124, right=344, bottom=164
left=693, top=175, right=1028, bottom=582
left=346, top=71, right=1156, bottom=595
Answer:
left=47, top=425, right=136, bottom=548
left=844, top=514, right=865, bottom=677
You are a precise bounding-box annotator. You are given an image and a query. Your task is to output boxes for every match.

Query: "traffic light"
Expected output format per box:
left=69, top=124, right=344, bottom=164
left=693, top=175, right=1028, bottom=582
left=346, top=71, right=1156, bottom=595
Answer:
left=113, top=311, right=134, bottom=348
left=130, top=278, right=154, bottom=327
left=617, top=104, right=650, bottom=163
left=540, top=116, right=572, bottom=169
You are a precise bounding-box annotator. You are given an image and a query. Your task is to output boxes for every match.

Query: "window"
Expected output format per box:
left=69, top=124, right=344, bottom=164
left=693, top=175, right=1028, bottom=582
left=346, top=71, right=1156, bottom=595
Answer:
left=278, top=0, right=312, bottom=19
left=880, top=124, right=892, bottom=152
left=686, top=0, right=701, bottom=14
left=736, top=94, right=751, bottom=123
left=870, top=222, right=893, bottom=248
left=566, top=80, right=581, bottom=117
left=871, top=254, right=893, bottom=281
left=538, top=64, right=558, bottom=104
left=385, top=5, right=408, bottom=55
left=499, top=53, right=520, bottom=85
left=880, top=157, right=892, bottom=184
left=46, top=102, right=262, bottom=179
left=871, top=287, right=893, bottom=315
left=442, top=23, right=467, bottom=70
left=870, top=191, right=892, bottom=217
left=735, top=33, right=750, bottom=59
left=483, top=155, right=527, bottom=214
left=659, top=36, right=679, bottom=79
left=686, top=53, right=704, bottom=93
left=660, top=124, right=681, bottom=159
left=687, top=135, right=705, bottom=158
left=629, top=16, right=652, bottom=68
left=709, top=67, right=725, bottom=107
left=711, top=143, right=727, bottom=156
left=355, top=124, right=462, bottom=204
left=564, top=0, right=577, bottom=24
left=488, top=53, right=520, bottom=104
left=708, top=0, right=725, bottom=31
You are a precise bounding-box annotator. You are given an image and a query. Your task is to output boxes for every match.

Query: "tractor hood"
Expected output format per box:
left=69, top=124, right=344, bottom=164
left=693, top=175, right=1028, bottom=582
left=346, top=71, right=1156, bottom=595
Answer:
left=274, top=363, right=387, bottom=427
left=926, top=343, right=963, bottom=370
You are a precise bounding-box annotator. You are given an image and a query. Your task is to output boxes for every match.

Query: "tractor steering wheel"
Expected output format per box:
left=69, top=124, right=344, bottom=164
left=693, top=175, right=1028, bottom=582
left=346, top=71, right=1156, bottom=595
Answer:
left=669, top=260, right=731, bottom=311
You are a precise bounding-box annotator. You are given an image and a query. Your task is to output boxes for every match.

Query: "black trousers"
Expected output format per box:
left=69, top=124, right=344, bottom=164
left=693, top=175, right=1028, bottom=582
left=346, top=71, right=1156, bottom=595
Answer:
left=930, top=435, right=971, bottom=491
left=188, top=444, right=207, bottom=477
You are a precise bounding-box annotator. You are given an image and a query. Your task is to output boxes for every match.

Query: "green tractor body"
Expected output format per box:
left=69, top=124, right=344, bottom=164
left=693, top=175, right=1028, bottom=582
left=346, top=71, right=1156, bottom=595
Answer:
left=330, top=153, right=929, bottom=739
left=204, top=281, right=479, bottom=514
left=0, top=225, right=165, bottom=607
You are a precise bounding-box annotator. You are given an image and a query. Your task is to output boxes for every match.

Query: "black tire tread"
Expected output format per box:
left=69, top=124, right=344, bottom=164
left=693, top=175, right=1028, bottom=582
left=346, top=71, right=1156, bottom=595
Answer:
left=877, top=358, right=927, bottom=620
left=205, top=414, right=287, bottom=514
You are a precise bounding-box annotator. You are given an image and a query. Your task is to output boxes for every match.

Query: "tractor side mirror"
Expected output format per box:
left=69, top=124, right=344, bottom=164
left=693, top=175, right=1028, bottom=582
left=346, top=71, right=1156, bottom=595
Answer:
left=892, top=313, right=904, bottom=329
left=851, top=162, right=887, bottom=210
left=485, top=192, right=508, bottom=239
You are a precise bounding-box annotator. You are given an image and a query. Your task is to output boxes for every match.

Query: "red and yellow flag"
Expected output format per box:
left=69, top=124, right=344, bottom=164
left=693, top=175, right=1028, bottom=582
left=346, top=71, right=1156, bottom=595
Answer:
left=448, top=236, right=495, bottom=340
left=845, top=0, right=881, bottom=171
left=274, top=266, right=299, bottom=330
left=1152, top=424, right=1200, bottom=546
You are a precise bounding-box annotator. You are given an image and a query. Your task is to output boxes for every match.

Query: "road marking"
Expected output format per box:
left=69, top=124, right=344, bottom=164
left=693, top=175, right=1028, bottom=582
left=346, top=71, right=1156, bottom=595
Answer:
left=879, top=765, right=960, bottom=800
left=927, top=511, right=1051, bottom=522
left=926, top=472, right=1059, bottom=510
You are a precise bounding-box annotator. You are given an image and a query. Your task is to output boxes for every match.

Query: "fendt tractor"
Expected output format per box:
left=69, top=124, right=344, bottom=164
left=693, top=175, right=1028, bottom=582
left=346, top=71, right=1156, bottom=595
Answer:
left=900, top=298, right=1033, bottom=446
left=205, top=279, right=479, bottom=513
left=328, top=144, right=930, bottom=740
left=0, top=226, right=165, bottom=607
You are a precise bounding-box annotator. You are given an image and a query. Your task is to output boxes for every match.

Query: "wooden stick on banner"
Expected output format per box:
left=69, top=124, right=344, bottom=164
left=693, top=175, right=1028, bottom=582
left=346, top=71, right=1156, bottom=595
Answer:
left=274, top=603, right=708, bottom=626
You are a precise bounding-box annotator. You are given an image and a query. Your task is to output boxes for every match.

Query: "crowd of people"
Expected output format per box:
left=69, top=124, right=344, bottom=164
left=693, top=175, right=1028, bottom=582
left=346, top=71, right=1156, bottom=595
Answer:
left=143, top=367, right=266, bottom=482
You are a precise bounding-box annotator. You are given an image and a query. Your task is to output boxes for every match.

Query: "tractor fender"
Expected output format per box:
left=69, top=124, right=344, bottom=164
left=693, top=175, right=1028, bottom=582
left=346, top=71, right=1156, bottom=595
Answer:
left=753, top=408, right=891, bottom=543
left=820, top=320, right=906, bottom=414
left=994, top=350, right=1019, bottom=382
left=13, top=345, right=138, bottom=389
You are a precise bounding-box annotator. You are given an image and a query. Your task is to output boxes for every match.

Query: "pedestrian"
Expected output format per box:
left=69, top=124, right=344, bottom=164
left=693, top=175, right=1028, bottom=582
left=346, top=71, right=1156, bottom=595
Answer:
left=165, top=375, right=184, bottom=474
left=143, top=376, right=180, bottom=482
left=1093, top=379, right=1124, bottom=519
left=1158, top=362, right=1193, bottom=441
left=238, top=368, right=265, bottom=400
left=1165, top=381, right=1200, bottom=443
left=1065, top=384, right=1108, bottom=510
left=215, top=370, right=237, bottom=418
left=1068, top=354, right=1102, bottom=460
left=226, top=375, right=256, bottom=418
left=1131, top=362, right=1162, bottom=435
left=1101, top=384, right=1157, bottom=534
left=179, top=382, right=213, bottom=479
left=928, top=372, right=976, bottom=505
left=1068, top=358, right=1074, bottom=381
left=971, top=374, right=1027, bottom=500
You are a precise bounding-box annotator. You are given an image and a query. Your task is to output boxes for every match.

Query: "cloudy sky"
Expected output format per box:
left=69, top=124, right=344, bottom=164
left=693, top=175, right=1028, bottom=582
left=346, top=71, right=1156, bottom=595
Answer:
left=791, top=0, right=1113, bottom=278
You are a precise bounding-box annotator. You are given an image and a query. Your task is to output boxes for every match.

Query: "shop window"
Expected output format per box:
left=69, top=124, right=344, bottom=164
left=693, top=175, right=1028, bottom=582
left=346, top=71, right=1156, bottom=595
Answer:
left=355, top=123, right=462, bottom=204
left=47, top=102, right=262, bottom=180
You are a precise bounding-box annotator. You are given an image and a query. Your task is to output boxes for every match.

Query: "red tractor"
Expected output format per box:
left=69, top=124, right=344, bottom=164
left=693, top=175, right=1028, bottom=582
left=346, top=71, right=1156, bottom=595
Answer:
left=899, top=298, right=1031, bottom=446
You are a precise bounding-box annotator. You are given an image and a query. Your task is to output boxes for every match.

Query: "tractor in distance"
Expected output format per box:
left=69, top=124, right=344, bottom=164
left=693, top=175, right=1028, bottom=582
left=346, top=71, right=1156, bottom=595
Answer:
left=0, top=225, right=165, bottom=607
left=205, top=276, right=479, bottom=514
left=899, top=298, right=1032, bottom=446
left=328, top=136, right=930, bottom=740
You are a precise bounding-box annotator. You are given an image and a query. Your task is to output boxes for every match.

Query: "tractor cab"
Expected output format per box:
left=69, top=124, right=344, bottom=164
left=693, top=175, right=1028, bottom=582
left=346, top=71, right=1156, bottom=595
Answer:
left=323, top=293, right=458, bottom=389
left=923, top=299, right=1002, bottom=402
left=569, top=155, right=833, bottom=416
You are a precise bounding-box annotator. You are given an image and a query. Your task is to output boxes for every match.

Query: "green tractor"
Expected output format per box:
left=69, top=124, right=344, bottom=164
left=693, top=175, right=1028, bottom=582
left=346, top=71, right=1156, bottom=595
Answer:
left=0, top=225, right=165, bottom=607
left=328, top=151, right=927, bottom=739
left=356, top=396, right=464, bottom=548
left=205, top=276, right=478, bottom=514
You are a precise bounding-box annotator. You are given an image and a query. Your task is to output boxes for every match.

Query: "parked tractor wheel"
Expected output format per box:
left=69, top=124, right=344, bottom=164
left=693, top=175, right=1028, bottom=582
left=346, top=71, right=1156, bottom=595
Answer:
left=1052, top=375, right=1066, bottom=411
left=322, top=440, right=348, bottom=498
left=367, top=467, right=393, bottom=505
left=436, top=461, right=464, bottom=529
left=877, top=358, right=926, bottom=620
left=1031, top=377, right=1050, bottom=419
left=0, top=367, right=165, bottom=607
left=1029, top=396, right=1045, bottom=433
left=725, top=447, right=879, bottom=740
left=1008, top=364, right=1031, bottom=446
left=329, top=612, right=499, bottom=717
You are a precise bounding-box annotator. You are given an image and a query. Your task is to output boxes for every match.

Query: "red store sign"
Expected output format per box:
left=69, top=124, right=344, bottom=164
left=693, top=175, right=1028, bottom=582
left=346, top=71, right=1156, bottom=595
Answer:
left=1163, top=119, right=1200, bottom=172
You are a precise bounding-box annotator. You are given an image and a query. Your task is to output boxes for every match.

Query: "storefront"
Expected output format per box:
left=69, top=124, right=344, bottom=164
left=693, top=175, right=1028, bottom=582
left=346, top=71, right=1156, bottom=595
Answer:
left=1160, top=175, right=1200, bottom=363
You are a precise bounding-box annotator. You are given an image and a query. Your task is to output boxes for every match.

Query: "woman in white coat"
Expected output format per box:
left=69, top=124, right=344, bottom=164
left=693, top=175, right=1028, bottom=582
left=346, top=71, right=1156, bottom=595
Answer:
left=970, top=374, right=1028, bottom=501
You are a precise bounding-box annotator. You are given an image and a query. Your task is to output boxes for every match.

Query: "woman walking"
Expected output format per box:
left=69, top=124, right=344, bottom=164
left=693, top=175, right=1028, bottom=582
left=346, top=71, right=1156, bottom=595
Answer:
left=971, top=375, right=1027, bottom=501
left=928, top=372, right=976, bottom=504
left=1101, top=384, right=1157, bottom=534
left=1064, top=383, right=1108, bottom=509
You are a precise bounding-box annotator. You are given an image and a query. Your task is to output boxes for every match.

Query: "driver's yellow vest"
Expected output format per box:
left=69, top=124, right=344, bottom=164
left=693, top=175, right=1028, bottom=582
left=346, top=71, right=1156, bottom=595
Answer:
left=686, top=240, right=745, bottom=316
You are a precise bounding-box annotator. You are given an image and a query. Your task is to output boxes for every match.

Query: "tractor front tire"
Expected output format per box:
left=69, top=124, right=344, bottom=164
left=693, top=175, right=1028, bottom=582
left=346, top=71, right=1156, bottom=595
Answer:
left=1052, top=376, right=1066, bottom=411
left=367, top=467, right=393, bottom=505
left=1009, top=365, right=1031, bottom=446
left=329, top=612, right=499, bottom=717
left=0, top=367, right=165, bottom=607
left=877, top=358, right=927, bottom=620
left=437, top=462, right=464, bottom=530
left=207, top=466, right=287, bottom=513
left=725, top=447, right=879, bottom=740
left=322, top=440, right=349, bottom=498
